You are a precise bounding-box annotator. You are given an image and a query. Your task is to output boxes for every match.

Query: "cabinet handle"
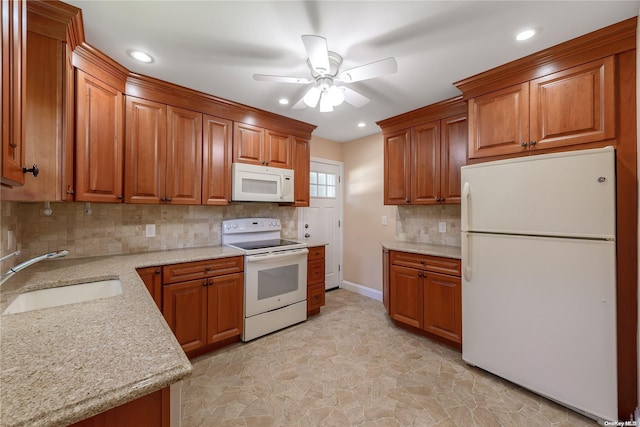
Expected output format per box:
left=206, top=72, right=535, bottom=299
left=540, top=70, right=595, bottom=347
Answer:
left=117, top=195, right=124, bottom=200
left=209, top=280, right=214, bottom=286
left=160, top=197, right=166, bottom=202
left=530, top=140, right=537, bottom=146
left=166, top=197, right=172, bottom=202
left=314, top=295, right=320, bottom=300
left=419, top=259, right=425, bottom=265
left=521, top=142, right=528, bottom=148
left=203, top=280, right=208, bottom=287
left=66, top=189, right=75, bottom=195
left=154, top=270, right=160, bottom=275
left=23, top=164, right=39, bottom=177
left=315, top=270, right=320, bottom=274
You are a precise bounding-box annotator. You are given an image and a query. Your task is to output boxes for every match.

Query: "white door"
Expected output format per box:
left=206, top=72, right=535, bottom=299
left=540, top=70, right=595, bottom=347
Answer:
left=299, top=158, right=343, bottom=290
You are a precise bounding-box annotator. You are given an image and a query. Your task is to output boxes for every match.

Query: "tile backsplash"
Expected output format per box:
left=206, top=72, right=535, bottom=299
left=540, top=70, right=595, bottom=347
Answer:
left=396, top=204, right=461, bottom=246
left=1, top=201, right=296, bottom=264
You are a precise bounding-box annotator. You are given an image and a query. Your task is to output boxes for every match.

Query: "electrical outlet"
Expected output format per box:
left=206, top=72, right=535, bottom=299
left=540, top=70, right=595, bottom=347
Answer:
left=438, top=222, right=446, bottom=233
left=381, top=215, right=387, bottom=226
left=145, top=224, right=156, bottom=237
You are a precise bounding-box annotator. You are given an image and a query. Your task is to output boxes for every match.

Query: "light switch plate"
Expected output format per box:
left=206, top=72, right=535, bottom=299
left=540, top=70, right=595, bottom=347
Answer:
left=382, top=215, right=387, bottom=226
left=146, top=224, right=156, bottom=237
left=438, top=222, right=446, bottom=233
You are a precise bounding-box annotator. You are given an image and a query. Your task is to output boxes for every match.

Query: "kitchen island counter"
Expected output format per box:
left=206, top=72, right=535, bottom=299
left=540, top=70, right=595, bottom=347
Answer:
left=0, top=246, right=244, bottom=427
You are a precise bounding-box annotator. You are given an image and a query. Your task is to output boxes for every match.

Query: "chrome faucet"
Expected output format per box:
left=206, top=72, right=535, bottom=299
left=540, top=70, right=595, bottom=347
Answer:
left=0, top=250, right=69, bottom=286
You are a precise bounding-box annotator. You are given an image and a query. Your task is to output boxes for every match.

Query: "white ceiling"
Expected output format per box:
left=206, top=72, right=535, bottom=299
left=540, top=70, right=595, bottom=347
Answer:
left=66, top=1, right=639, bottom=142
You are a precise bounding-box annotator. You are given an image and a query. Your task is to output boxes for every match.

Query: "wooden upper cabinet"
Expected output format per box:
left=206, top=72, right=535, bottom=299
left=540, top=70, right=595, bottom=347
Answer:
left=233, top=122, right=293, bottom=168
left=166, top=106, right=202, bottom=205
left=202, top=115, right=232, bottom=205
left=441, top=114, right=467, bottom=203
left=233, top=122, right=264, bottom=165
left=125, top=97, right=202, bottom=205
left=411, top=122, right=440, bottom=204
left=75, top=70, right=124, bottom=202
left=529, top=56, right=615, bottom=151
left=125, top=97, right=167, bottom=204
left=265, top=129, right=292, bottom=168
left=292, top=137, right=310, bottom=207
left=468, top=57, right=615, bottom=159
left=383, top=129, right=411, bottom=205
left=468, top=83, right=529, bottom=159
left=1, top=0, right=26, bottom=187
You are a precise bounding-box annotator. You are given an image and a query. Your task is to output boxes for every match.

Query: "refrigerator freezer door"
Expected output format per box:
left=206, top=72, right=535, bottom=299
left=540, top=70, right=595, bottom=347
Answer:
left=461, top=232, right=617, bottom=421
left=461, top=146, right=615, bottom=239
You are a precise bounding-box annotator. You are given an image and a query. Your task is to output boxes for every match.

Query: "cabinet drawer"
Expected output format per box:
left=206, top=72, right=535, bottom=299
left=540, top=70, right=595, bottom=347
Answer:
left=307, top=259, right=325, bottom=285
left=307, top=245, right=325, bottom=261
left=307, top=283, right=325, bottom=311
left=163, top=256, right=244, bottom=284
left=390, top=251, right=460, bottom=276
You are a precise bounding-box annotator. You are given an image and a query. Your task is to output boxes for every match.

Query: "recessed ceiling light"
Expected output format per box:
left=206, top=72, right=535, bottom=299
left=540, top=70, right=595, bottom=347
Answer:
left=516, top=29, right=536, bottom=41
left=357, top=122, right=366, bottom=128
left=129, top=50, right=154, bottom=63
left=278, top=98, right=289, bottom=105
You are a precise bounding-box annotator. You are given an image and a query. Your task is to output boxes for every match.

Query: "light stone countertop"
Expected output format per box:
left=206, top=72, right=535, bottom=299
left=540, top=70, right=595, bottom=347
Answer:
left=0, top=245, right=245, bottom=427
left=381, top=241, right=462, bottom=259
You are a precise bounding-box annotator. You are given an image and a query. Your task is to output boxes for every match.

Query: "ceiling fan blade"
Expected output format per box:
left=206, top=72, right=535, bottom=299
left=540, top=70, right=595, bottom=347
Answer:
left=301, top=35, right=330, bottom=74
left=338, top=57, right=397, bottom=83
left=341, top=86, right=369, bottom=108
left=253, top=74, right=311, bottom=84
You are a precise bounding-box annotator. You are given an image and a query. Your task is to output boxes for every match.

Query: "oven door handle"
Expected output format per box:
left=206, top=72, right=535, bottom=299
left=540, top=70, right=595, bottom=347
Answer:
left=246, top=248, right=309, bottom=262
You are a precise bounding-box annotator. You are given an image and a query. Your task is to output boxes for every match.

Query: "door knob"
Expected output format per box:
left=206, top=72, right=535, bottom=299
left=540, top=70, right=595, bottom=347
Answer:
left=305, top=224, right=309, bottom=229
left=305, top=233, right=311, bottom=238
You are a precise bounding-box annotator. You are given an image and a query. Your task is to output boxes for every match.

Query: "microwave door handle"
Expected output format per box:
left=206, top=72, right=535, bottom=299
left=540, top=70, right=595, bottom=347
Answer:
left=278, top=175, right=283, bottom=200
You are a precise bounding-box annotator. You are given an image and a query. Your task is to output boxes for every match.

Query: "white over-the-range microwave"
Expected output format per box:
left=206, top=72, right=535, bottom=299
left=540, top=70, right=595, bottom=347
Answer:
left=232, top=163, right=294, bottom=203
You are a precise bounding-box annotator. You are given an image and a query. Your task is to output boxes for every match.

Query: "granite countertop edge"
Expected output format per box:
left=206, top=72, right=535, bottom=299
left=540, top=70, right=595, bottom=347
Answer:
left=0, top=245, right=245, bottom=427
left=381, top=241, right=462, bottom=259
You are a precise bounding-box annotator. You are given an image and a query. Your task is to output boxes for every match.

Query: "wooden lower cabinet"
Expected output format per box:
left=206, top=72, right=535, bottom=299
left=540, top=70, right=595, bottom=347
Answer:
left=162, top=267, right=243, bottom=356
left=69, top=387, right=169, bottom=427
left=387, top=250, right=461, bottom=349
left=307, top=245, right=326, bottom=316
left=136, top=266, right=162, bottom=309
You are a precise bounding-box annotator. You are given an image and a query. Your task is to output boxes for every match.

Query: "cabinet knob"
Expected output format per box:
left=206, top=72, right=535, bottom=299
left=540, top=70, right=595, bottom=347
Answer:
left=420, top=259, right=425, bottom=265
left=205, top=266, right=211, bottom=271
left=155, top=270, right=160, bottom=275
left=160, top=197, right=166, bottom=202
left=166, top=197, right=172, bottom=202
left=203, top=280, right=208, bottom=287
left=315, top=295, right=320, bottom=300
left=117, top=195, right=124, bottom=200
left=23, top=164, right=39, bottom=177
left=521, top=142, right=528, bottom=148
left=530, top=140, right=537, bottom=146
left=315, top=270, right=320, bottom=274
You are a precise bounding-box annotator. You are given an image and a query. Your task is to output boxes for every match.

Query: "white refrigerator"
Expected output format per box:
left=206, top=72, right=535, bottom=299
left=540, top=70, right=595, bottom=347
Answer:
left=461, top=146, right=617, bottom=422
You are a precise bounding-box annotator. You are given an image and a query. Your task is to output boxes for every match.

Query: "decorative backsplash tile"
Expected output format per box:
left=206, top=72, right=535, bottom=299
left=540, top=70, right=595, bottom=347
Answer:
left=396, top=204, right=461, bottom=246
left=0, top=201, right=296, bottom=264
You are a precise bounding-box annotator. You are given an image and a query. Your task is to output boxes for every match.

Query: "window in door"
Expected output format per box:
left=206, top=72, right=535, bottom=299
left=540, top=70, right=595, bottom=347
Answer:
left=310, top=171, right=337, bottom=198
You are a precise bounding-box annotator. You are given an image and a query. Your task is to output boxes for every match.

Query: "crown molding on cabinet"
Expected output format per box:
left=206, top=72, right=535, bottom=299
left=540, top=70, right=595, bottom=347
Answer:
left=454, top=16, right=637, bottom=99
left=376, top=96, right=466, bottom=134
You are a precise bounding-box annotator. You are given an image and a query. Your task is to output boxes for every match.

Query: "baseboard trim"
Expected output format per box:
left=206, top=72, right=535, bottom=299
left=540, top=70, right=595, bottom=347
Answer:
left=340, top=280, right=383, bottom=301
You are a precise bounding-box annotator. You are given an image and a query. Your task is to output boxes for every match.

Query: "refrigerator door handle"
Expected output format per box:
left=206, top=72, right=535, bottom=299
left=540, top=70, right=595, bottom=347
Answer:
left=462, top=233, right=471, bottom=282
left=462, top=182, right=470, bottom=232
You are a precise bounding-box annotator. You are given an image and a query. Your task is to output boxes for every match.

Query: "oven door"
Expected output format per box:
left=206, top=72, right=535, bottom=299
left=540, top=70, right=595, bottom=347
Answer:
left=245, top=248, right=308, bottom=317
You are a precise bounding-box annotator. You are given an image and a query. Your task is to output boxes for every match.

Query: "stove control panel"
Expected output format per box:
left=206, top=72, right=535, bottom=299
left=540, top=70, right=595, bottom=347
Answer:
left=222, top=218, right=282, bottom=234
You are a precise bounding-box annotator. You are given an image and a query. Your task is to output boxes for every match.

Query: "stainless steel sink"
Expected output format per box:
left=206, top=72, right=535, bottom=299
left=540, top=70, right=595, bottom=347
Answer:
left=3, top=279, right=122, bottom=315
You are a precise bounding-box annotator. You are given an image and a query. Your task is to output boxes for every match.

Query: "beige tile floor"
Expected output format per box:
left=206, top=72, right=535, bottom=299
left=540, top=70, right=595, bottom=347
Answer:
left=181, top=289, right=596, bottom=426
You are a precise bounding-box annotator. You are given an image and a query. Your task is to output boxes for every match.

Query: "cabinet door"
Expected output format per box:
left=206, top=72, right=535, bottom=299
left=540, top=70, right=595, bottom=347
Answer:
left=162, top=279, right=208, bottom=353
left=440, top=114, right=467, bottom=203
left=233, top=122, right=264, bottom=165
left=529, top=57, right=615, bottom=151
left=202, top=115, right=232, bottom=205
left=166, top=106, right=202, bottom=205
left=75, top=70, right=124, bottom=202
left=136, top=266, right=162, bottom=309
left=411, top=121, right=440, bottom=204
left=265, top=129, right=292, bottom=168
left=383, top=129, right=411, bottom=205
left=307, top=283, right=325, bottom=313
left=207, top=273, right=243, bottom=344
left=307, top=258, right=325, bottom=285
left=292, top=137, right=310, bottom=207
left=423, top=272, right=461, bottom=344
left=389, top=264, right=423, bottom=329
left=1, top=0, right=26, bottom=186
left=468, top=83, right=529, bottom=159
left=124, top=96, right=166, bottom=204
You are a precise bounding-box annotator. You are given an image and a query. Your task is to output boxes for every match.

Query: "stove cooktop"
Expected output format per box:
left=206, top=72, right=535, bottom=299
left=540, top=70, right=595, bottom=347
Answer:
left=228, top=239, right=302, bottom=251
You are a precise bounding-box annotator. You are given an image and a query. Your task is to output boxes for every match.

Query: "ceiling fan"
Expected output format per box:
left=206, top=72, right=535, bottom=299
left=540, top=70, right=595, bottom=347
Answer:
left=253, top=35, right=398, bottom=112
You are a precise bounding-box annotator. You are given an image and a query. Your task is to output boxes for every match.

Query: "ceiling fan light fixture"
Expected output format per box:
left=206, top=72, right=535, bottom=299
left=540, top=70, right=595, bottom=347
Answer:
left=328, top=85, right=345, bottom=106
left=303, top=86, right=321, bottom=108
left=319, top=92, right=334, bottom=112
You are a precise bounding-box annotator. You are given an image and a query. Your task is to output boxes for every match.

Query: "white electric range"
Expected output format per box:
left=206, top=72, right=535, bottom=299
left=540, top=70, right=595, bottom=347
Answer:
left=222, top=218, right=308, bottom=341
